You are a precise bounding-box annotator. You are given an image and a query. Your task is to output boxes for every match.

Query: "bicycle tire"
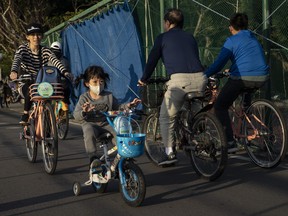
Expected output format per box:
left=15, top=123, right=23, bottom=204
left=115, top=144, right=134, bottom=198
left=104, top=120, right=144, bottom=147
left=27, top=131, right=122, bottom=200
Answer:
left=25, top=120, right=38, bottom=163
left=56, top=107, right=69, bottom=140
left=119, top=161, right=146, bottom=207
left=41, top=102, right=58, bottom=174
left=243, top=99, right=287, bottom=168
left=188, top=112, right=227, bottom=181
left=142, top=113, right=165, bottom=166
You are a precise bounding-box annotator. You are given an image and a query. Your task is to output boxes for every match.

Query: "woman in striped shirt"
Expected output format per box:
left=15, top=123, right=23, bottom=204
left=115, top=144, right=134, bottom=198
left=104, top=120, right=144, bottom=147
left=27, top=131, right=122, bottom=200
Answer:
left=10, top=23, right=71, bottom=124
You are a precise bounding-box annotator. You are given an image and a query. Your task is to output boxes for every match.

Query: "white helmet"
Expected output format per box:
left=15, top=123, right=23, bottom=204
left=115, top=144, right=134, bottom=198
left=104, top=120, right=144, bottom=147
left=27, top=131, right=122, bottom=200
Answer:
left=50, top=41, right=62, bottom=50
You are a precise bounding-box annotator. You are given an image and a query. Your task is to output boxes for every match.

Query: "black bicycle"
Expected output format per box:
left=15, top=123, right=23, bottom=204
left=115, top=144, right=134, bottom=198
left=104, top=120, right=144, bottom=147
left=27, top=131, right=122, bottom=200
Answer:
left=141, top=78, right=227, bottom=181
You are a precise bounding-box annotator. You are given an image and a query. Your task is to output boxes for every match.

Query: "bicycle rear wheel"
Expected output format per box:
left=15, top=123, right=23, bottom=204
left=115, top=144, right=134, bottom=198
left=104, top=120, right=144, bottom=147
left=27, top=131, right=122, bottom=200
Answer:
left=188, top=112, right=227, bottom=181
left=142, top=113, right=166, bottom=165
left=41, top=102, right=58, bottom=174
left=56, top=105, right=69, bottom=140
left=243, top=99, right=287, bottom=168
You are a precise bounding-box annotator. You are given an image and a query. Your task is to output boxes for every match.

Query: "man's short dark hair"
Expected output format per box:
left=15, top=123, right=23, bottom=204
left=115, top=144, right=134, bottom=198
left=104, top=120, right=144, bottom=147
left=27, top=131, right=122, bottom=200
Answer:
left=230, top=13, right=248, bottom=30
left=164, top=8, right=184, bottom=29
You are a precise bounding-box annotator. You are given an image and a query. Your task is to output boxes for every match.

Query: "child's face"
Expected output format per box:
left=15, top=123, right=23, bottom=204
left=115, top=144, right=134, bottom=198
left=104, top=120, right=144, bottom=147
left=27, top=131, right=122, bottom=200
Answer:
left=86, top=77, right=104, bottom=87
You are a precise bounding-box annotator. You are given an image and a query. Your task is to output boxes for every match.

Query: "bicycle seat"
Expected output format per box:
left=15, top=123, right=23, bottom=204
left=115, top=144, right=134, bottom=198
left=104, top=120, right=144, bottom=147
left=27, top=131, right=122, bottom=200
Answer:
left=184, top=91, right=205, bottom=101
left=97, top=132, right=113, bottom=143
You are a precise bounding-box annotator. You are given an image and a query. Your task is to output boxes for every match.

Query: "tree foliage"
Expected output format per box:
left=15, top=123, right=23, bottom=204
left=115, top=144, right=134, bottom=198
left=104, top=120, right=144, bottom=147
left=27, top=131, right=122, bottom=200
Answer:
left=0, top=0, right=100, bottom=75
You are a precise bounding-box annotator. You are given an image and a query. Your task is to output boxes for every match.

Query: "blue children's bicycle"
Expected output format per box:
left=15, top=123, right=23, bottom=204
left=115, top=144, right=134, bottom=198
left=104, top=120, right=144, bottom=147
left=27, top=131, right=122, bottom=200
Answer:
left=72, top=110, right=146, bottom=207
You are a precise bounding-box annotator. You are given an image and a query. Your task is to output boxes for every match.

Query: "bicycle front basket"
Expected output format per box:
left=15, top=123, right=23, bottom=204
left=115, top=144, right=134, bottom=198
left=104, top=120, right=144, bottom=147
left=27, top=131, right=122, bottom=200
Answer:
left=29, top=82, right=64, bottom=101
left=116, top=133, right=145, bottom=158
left=141, top=82, right=166, bottom=108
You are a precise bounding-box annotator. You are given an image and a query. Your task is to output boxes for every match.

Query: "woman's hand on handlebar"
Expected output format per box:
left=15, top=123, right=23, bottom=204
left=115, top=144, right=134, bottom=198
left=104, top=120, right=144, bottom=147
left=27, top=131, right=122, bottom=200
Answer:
left=10, top=71, right=18, bottom=80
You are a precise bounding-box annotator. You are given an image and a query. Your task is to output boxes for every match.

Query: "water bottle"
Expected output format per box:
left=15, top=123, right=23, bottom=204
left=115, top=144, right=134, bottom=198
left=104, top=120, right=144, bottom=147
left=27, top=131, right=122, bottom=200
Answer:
left=113, top=116, right=131, bottom=134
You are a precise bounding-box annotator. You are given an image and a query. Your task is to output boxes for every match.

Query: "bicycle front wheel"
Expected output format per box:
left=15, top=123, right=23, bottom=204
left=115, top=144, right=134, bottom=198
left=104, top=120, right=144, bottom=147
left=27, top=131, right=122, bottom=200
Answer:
left=25, top=120, right=38, bottom=163
left=41, top=102, right=58, bottom=174
left=243, top=99, right=287, bottom=168
left=56, top=104, right=69, bottom=140
left=142, top=113, right=165, bottom=165
left=119, top=161, right=146, bottom=207
left=188, top=112, right=227, bottom=181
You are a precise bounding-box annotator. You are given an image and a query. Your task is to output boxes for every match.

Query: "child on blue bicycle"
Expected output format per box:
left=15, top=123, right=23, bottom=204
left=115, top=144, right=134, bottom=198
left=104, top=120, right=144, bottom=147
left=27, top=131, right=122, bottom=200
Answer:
left=73, top=65, right=141, bottom=169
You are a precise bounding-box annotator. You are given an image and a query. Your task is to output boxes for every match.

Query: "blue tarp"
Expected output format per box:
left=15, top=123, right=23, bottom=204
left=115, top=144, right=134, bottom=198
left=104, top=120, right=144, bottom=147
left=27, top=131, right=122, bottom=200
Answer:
left=61, top=4, right=143, bottom=109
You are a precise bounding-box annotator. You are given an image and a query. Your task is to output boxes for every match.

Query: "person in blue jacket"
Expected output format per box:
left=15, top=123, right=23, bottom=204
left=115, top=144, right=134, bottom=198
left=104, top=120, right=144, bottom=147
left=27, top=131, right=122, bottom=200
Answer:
left=205, top=13, right=270, bottom=152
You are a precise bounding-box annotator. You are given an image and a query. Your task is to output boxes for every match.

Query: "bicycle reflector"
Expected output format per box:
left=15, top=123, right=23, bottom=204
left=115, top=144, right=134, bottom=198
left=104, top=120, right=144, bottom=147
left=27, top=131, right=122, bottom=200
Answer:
left=37, top=82, right=54, bottom=97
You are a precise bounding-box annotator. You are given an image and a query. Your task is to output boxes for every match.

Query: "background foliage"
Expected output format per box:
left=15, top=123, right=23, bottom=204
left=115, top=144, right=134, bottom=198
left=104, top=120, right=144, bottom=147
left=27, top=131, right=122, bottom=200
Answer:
left=1, top=0, right=288, bottom=99
left=0, top=0, right=101, bottom=75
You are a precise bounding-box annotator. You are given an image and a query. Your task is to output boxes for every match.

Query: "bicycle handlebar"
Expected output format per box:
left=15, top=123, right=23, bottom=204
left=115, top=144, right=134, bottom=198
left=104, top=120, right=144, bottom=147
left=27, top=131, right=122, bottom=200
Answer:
left=211, top=71, right=230, bottom=79
left=12, top=74, right=34, bottom=83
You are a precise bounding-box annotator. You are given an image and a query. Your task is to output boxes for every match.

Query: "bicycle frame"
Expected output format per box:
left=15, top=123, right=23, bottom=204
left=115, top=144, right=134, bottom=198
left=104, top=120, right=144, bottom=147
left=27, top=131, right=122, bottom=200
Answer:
left=30, top=101, right=44, bottom=141
left=230, top=96, right=270, bottom=142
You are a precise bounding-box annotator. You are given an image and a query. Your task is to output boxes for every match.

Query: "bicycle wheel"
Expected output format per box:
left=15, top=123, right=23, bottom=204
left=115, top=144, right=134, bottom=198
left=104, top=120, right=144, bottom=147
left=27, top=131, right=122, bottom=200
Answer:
left=243, top=99, right=287, bottom=168
left=56, top=105, right=69, bottom=140
left=188, top=112, right=227, bottom=181
left=25, top=119, right=38, bottom=163
left=142, top=113, right=165, bottom=165
left=119, top=161, right=146, bottom=207
left=41, top=102, right=58, bottom=174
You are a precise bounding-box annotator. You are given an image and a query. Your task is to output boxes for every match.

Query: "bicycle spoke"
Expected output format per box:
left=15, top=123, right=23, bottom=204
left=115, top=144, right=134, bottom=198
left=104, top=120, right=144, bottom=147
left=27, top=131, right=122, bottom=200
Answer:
left=189, top=112, right=227, bottom=181
left=41, top=103, right=58, bottom=174
left=244, top=100, right=287, bottom=168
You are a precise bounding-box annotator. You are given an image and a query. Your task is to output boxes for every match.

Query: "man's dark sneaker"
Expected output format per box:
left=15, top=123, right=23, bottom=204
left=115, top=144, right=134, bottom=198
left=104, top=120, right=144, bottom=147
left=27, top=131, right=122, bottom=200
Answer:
left=227, top=141, right=238, bottom=153
left=168, top=152, right=177, bottom=160
left=157, top=151, right=178, bottom=166
left=19, top=113, right=29, bottom=125
left=90, top=159, right=102, bottom=174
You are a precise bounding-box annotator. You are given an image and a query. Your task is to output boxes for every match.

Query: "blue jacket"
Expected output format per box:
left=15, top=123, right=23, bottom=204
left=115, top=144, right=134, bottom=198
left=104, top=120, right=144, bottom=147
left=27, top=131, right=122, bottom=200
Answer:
left=141, top=27, right=203, bottom=82
left=205, top=30, right=269, bottom=78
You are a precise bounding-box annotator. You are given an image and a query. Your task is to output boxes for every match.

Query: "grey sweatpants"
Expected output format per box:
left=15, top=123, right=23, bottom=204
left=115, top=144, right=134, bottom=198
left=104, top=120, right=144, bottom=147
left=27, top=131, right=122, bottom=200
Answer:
left=81, top=122, right=116, bottom=160
left=159, top=72, right=207, bottom=148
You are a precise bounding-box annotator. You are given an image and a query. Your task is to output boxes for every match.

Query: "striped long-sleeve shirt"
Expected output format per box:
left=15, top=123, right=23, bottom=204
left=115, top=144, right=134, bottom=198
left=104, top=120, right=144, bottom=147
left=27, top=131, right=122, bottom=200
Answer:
left=11, top=43, right=68, bottom=75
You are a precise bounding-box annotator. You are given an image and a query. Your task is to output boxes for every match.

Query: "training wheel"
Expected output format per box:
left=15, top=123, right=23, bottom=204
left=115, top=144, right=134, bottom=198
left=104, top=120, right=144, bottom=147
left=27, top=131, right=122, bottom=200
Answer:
left=73, top=182, right=81, bottom=196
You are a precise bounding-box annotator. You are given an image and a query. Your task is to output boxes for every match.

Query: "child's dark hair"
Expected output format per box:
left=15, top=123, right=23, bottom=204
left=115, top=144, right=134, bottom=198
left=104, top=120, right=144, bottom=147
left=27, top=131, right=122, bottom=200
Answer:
left=230, top=13, right=248, bottom=31
left=75, top=65, right=110, bottom=88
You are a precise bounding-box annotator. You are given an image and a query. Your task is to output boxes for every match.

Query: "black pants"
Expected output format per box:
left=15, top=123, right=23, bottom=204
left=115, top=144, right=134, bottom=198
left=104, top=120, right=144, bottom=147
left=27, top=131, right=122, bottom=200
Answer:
left=214, top=78, right=266, bottom=142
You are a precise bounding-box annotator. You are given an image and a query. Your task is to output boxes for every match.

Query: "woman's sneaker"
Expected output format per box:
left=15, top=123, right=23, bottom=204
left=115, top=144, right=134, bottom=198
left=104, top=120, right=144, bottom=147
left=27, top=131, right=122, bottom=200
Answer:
left=19, top=113, right=29, bottom=125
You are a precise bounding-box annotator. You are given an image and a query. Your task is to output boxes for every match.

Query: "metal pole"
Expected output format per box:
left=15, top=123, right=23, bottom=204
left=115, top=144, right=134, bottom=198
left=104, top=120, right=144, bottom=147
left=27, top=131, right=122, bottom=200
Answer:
left=160, top=0, right=164, bottom=33
left=262, top=0, right=271, bottom=99
left=145, top=0, right=148, bottom=61
left=160, top=0, right=165, bottom=76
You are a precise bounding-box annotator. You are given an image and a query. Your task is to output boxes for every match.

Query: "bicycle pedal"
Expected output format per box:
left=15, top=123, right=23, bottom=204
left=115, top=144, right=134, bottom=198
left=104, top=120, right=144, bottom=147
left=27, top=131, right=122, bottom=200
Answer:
left=20, top=122, right=30, bottom=126
left=19, top=132, right=25, bottom=140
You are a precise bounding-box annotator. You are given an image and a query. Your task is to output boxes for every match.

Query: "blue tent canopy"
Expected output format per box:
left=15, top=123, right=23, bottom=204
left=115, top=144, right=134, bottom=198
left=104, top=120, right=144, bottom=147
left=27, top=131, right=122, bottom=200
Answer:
left=61, top=4, right=144, bottom=109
